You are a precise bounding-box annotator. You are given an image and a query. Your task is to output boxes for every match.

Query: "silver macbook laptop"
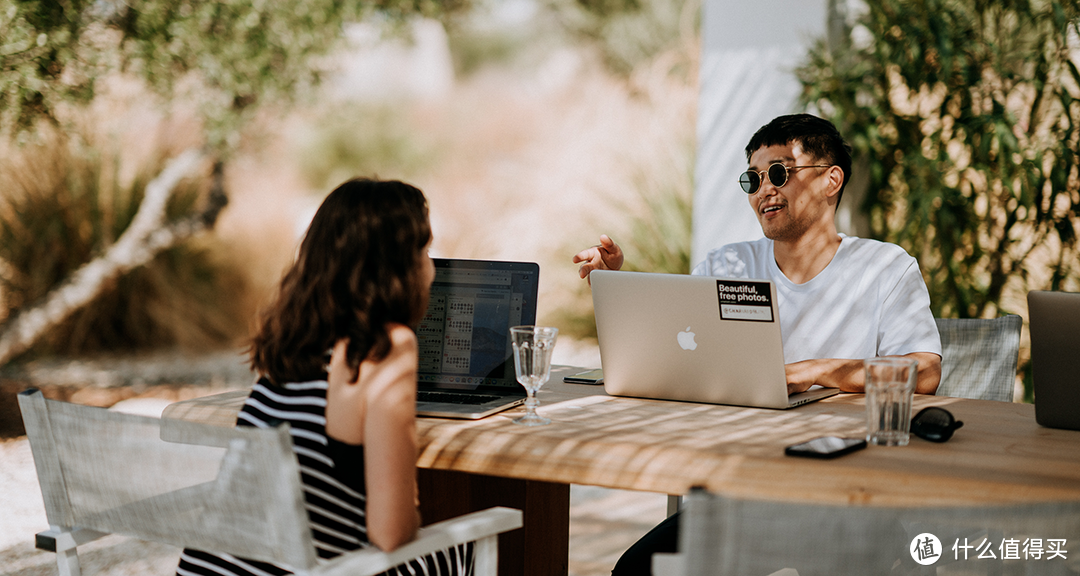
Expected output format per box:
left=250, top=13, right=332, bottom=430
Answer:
left=590, top=270, right=838, bottom=410
left=415, top=259, right=538, bottom=419
left=1027, top=290, right=1080, bottom=431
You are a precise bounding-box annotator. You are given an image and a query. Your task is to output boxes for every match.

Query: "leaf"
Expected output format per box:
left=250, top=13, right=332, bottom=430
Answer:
left=796, top=0, right=1080, bottom=323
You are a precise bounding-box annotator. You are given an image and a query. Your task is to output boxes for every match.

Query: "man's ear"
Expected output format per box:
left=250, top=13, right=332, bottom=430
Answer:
left=824, top=165, right=844, bottom=199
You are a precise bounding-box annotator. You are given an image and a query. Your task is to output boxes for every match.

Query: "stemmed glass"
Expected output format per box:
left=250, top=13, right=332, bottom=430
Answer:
left=510, top=325, right=558, bottom=426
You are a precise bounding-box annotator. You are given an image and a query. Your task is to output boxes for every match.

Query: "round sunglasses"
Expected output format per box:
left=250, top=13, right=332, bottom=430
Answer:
left=739, top=163, right=833, bottom=194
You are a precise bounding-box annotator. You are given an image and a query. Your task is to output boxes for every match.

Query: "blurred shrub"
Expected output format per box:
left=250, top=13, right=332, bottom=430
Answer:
left=446, top=20, right=535, bottom=77
left=546, top=0, right=699, bottom=75
left=554, top=134, right=694, bottom=340
left=620, top=162, right=693, bottom=275
left=294, top=104, right=432, bottom=191
left=0, top=130, right=251, bottom=358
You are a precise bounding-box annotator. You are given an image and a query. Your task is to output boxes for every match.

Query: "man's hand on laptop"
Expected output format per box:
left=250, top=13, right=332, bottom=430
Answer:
left=574, top=234, right=624, bottom=284
left=785, top=353, right=941, bottom=395
left=784, top=359, right=863, bottom=395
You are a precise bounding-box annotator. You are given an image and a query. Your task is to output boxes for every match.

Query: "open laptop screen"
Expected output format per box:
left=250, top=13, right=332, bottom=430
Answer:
left=417, top=259, right=539, bottom=391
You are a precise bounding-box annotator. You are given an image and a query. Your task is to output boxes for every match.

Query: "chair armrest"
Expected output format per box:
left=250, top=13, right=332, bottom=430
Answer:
left=652, top=552, right=685, bottom=575
left=161, top=390, right=248, bottom=428
left=316, top=507, right=522, bottom=576
left=35, top=526, right=108, bottom=553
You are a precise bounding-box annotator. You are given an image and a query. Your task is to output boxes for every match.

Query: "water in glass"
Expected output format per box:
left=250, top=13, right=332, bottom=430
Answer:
left=864, top=357, right=918, bottom=446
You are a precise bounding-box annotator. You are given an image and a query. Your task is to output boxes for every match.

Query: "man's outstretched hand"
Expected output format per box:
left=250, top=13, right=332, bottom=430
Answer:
left=573, top=234, right=624, bottom=283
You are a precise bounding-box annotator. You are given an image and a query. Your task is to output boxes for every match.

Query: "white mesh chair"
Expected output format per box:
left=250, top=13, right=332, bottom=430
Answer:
left=659, top=488, right=1080, bottom=576
left=935, top=315, right=1023, bottom=402
left=18, top=389, right=521, bottom=576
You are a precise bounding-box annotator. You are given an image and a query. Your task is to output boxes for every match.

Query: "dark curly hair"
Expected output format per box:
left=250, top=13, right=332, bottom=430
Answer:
left=249, top=178, right=432, bottom=385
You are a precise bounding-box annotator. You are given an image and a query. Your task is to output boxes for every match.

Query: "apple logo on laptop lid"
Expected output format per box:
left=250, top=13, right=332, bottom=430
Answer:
left=677, top=327, right=697, bottom=351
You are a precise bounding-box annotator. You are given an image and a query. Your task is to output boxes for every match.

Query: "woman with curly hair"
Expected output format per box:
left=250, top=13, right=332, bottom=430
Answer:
left=178, top=178, right=471, bottom=576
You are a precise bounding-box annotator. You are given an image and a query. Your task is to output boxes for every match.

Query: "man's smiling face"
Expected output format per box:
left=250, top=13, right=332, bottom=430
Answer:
left=747, top=142, right=834, bottom=243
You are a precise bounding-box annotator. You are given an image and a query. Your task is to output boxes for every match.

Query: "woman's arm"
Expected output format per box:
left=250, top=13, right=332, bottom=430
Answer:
left=358, top=324, right=421, bottom=551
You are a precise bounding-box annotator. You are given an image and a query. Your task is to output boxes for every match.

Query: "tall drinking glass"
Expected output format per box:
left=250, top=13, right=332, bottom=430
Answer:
left=510, top=326, right=558, bottom=426
left=864, top=357, right=918, bottom=446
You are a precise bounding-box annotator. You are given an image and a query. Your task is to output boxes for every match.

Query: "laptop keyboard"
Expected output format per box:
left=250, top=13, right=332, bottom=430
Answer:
left=417, top=391, right=503, bottom=405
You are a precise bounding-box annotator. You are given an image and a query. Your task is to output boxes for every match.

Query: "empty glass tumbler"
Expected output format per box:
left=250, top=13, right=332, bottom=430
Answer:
left=864, top=357, right=918, bottom=446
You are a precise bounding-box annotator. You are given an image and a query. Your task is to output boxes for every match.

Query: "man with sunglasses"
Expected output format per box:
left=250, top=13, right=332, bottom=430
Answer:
left=576, top=113, right=941, bottom=395
left=575, top=113, right=942, bottom=576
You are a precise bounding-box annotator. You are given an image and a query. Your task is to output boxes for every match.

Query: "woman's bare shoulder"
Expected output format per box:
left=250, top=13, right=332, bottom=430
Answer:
left=382, top=323, right=418, bottom=355
left=360, top=323, right=418, bottom=384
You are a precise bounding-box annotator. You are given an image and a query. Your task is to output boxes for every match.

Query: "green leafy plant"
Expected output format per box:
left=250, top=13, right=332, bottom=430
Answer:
left=0, top=0, right=473, bottom=146
left=0, top=130, right=251, bottom=357
left=799, top=0, right=1080, bottom=401
left=799, top=0, right=1080, bottom=321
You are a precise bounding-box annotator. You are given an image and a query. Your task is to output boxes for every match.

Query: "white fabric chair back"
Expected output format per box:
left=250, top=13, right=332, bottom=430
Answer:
left=19, top=388, right=318, bottom=569
left=935, top=315, right=1022, bottom=402
left=676, top=488, right=1080, bottom=576
left=18, top=389, right=522, bottom=576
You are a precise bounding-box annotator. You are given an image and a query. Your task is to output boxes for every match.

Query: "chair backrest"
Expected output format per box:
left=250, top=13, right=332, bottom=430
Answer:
left=935, top=315, right=1022, bottom=402
left=17, top=389, right=318, bottom=570
left=678, top=488, right=1080, bottom=576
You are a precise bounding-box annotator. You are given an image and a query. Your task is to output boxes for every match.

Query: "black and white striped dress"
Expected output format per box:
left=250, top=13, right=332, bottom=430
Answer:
left=176, top=377, right=472, bottom=576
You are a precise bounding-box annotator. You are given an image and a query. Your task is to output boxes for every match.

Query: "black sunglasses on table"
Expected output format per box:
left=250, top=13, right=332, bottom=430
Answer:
left=910, top=407, right=964, bottom=443
left=739, top=162, right=833, bottom=194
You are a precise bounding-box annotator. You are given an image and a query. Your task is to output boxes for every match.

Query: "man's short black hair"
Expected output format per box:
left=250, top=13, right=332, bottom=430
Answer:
left=744, top=114, right=853, bottom=206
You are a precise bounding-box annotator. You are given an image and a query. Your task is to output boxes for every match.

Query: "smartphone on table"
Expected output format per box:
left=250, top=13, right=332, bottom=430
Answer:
left=784, top=436, right=867, bottom=459
left=563, top=368, right=604, bottom=385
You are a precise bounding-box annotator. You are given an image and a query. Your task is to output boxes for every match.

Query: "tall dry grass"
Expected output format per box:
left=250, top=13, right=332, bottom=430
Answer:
left=0, top=116, right=254, bottom=359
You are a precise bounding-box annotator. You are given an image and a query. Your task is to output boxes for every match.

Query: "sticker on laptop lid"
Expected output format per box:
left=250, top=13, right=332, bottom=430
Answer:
left=716, top=280, right=774, bottom=322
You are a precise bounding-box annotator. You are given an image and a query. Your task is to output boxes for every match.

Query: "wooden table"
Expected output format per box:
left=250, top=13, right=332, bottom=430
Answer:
left=162, top=366, right=1080, bottom=575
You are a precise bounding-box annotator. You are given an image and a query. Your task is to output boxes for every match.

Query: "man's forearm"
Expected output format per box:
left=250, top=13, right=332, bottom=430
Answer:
left=909, top=352, right=942, bottom=394
left=785, top=358, right=865, bottom=394
left=785, top=352, right=941, bottom=395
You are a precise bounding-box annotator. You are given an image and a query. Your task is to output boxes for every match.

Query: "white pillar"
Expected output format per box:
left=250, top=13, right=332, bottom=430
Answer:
left=692, top=0, right=829, bottom=266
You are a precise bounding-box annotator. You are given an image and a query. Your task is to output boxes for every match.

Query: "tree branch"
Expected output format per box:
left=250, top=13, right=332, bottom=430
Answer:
left=0, top=149, right=208, bottom=366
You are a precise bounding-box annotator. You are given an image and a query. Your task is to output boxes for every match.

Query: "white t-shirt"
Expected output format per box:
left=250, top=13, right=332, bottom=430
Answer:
left=691, top=235, right=941, bottom=363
